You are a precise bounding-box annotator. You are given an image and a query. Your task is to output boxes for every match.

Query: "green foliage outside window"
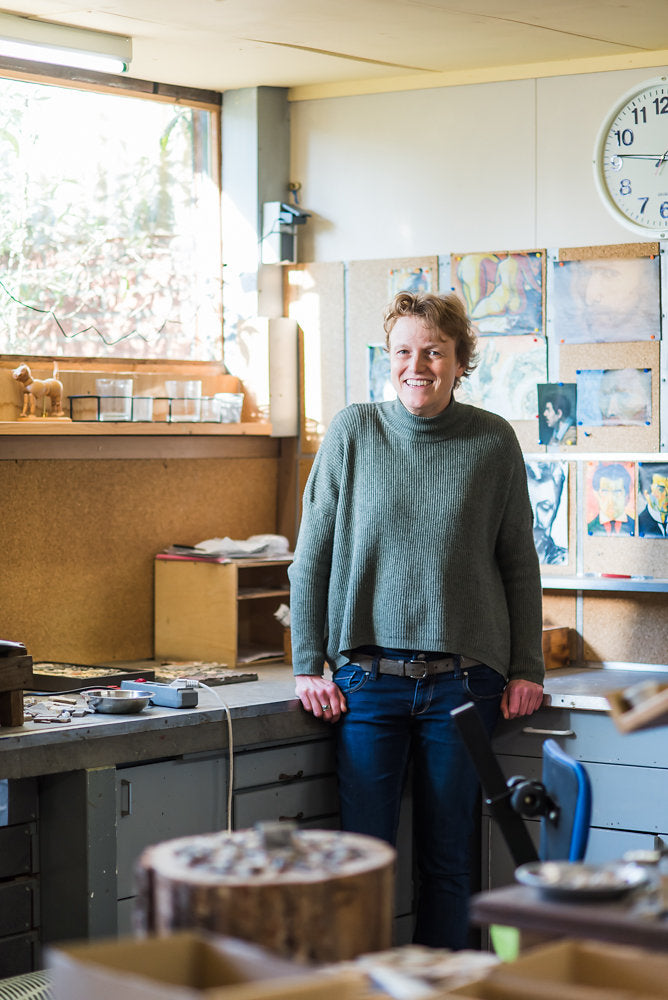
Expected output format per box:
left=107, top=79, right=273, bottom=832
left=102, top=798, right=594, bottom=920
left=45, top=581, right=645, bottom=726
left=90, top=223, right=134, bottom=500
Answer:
left=0, top=76, right=222, bottom=360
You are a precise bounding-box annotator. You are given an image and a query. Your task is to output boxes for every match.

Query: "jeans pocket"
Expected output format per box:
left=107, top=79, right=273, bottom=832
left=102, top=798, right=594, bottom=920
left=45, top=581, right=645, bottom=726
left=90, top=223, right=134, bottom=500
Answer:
left=463, top=665, right=505, bottom=702
left=333, top=663, right=370, bottom=695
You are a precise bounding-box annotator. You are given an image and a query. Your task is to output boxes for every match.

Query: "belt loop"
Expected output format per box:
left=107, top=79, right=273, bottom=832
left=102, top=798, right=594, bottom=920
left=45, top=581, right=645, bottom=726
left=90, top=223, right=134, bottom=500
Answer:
left=371, top=655, right=380, bottom=680
left=453, top=654, right=463, bottom=679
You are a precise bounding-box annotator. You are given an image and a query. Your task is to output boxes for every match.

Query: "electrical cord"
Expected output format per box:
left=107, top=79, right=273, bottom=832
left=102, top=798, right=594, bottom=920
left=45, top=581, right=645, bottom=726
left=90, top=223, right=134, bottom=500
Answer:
left=169, top=678, right=235, bottom=832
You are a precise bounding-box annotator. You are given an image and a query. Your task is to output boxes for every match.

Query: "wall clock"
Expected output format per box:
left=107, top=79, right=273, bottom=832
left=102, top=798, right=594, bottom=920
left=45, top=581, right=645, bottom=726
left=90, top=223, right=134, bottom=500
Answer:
left=593, top=76, right=668, bottom=238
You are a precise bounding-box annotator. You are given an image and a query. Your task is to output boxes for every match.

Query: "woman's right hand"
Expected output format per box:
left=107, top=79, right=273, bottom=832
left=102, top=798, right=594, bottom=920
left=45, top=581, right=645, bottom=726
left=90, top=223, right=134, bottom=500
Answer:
left=295, top=674, right=347, bottom=723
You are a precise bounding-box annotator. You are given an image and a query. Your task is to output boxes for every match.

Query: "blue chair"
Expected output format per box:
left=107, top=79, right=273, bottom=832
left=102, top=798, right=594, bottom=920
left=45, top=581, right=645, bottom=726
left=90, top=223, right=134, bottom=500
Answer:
left=451, top=701, right=592, bottom=864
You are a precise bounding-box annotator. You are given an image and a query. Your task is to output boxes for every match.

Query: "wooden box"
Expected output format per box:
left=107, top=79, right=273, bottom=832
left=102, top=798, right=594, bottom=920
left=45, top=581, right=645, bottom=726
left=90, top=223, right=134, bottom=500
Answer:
left=542, top=626, right=571, bottom=671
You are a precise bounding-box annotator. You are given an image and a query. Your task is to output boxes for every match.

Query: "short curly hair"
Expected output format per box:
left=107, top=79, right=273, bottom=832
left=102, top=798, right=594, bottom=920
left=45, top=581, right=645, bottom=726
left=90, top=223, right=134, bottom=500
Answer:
left=383, top=291, right=478, bottom=388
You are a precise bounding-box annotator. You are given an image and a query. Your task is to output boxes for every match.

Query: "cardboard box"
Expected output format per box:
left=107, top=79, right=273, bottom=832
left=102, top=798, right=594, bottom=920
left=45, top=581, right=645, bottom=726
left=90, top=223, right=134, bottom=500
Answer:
left=446, top=939, right=668, bottom=999
left=48, top=932, right=363, bottom=1000
left=607, top=682, right=668, bottom=733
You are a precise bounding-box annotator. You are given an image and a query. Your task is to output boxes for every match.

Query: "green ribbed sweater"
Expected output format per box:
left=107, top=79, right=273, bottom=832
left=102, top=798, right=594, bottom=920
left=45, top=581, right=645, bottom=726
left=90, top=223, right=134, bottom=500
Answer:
left=288, top=398, right=545, bottom=686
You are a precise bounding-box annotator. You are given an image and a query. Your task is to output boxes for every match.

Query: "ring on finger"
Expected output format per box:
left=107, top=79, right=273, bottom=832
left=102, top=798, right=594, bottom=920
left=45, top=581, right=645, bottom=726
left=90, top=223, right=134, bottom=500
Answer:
left=320, top=703, right=330, bottom=711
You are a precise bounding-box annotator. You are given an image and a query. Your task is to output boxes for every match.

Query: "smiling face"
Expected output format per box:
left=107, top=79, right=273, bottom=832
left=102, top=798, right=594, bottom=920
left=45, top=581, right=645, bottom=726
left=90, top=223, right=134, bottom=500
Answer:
left=389, top=316, right=464, bottom=418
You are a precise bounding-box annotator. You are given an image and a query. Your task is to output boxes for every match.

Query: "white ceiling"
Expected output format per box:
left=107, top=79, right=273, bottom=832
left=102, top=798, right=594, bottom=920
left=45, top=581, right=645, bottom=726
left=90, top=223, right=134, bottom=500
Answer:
left=2, top=1, right=668, bottom=96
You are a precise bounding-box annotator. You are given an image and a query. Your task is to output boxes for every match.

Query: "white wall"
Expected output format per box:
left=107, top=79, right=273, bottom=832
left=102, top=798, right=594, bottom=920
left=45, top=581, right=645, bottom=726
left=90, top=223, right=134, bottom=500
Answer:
left=290, top=65, right=668, bottom=261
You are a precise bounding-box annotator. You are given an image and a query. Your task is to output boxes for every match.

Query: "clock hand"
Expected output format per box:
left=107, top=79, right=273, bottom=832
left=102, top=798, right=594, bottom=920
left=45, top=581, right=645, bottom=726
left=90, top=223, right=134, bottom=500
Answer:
left=613, top=153, right=668, bottom=160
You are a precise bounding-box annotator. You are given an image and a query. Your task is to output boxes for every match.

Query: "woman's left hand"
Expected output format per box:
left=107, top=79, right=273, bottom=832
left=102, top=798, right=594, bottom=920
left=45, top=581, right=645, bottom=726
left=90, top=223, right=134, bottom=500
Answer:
left=500, top=679, right=544, bottom=720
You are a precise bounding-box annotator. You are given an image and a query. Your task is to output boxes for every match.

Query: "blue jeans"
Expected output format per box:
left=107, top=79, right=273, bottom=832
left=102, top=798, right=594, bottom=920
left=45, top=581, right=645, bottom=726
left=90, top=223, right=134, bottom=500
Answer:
left=333, top=656, right=504, bottom=949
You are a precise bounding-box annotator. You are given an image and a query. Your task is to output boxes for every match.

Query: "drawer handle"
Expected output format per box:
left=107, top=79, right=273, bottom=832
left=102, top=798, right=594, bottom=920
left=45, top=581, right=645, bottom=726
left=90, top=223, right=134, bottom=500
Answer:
left=279, top=812, right=304, bottom=822
left=120, top=778, right=132, bottom=816
left=522, top=727, right=575, bottom=737
left=278, top=770, right=304, bottom=782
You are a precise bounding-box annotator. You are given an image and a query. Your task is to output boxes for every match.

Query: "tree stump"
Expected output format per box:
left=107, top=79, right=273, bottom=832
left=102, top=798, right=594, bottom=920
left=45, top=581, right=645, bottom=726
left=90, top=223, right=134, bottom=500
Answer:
left=134, top=825, right=396, bottom=964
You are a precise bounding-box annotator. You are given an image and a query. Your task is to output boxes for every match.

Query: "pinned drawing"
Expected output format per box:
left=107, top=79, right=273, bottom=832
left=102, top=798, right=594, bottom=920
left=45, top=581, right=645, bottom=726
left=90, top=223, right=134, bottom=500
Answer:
left=526, top=460, right=569, bottom=565
left=586, top=461, right=635, bottom=536
left=552, top=256, right=660, bottom=344
left=368, top=344, right=393, bottom=402
left=638, top=462, right=668, bottom=538
left=538, top=383, right=576, bottom=447
left=576, top=368, right=651, bottom=427
left=388, top=267, right=433, bottom=298
left=454, top=334, right=546, bottom=420
left=451, top=250, right=544, bottom=337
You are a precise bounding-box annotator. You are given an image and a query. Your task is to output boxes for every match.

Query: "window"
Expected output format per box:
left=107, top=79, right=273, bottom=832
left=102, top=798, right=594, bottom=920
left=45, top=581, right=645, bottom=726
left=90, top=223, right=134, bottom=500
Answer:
left=0, top=74, right=221, bottom=361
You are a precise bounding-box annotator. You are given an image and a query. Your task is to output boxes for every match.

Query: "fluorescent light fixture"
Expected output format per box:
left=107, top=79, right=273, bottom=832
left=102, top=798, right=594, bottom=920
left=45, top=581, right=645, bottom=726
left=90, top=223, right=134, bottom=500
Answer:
left=0, top=12, right=131, bottom=74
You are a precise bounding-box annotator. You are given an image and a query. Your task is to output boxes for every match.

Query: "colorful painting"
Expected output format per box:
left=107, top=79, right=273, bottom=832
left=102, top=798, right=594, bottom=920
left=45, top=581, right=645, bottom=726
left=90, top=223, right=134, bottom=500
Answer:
left=388, top=267, right=433, bottom=298
left=552, top=256, right=660, bottom=343
left=585, top=461, right=636, bottom=536
left=525, top=460, right=569, bottom=565
left=638, top=462, right=668, bottom=538
left=576, top=368, right=651, bottom=427
left=454, top=335, right=547, bottom=420
left=451, top=250, right=544, bottom=337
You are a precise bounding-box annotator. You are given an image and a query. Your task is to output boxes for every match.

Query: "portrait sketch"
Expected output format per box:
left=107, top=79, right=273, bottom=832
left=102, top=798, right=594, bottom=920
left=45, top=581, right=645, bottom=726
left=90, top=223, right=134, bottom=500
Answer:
left=552, top=256, right=660, bottom=344
left=638, top=462, right=668, bottom=538
left=586, top=461, right=636, bottom=537
left=538, top=383, right=577, bottom=447
left=576, top=368, right=651, bottom=427
left=525, top=460, right=569, bottom=566
left=451, top=250, right=544, bottom=337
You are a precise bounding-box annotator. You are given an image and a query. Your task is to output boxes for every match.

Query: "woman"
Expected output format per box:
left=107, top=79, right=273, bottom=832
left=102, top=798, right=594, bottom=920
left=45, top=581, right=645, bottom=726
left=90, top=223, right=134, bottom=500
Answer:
left=288, top=291, right=544, bottom=949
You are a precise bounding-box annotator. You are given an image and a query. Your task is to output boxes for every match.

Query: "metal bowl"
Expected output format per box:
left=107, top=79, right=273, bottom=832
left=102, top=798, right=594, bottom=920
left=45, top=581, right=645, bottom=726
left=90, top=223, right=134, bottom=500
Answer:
left=82, top=688, right=152, bottom=714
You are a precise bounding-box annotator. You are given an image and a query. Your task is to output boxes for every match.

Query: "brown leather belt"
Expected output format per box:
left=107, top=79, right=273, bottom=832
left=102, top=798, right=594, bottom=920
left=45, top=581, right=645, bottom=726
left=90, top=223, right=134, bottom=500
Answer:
left=351, top=653, right=482, bottom=679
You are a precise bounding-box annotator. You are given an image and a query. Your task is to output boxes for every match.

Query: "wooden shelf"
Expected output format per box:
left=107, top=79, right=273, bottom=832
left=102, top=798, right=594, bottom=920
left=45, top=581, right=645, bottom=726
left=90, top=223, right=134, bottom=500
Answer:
left=542, top=575, right=668, bottom=593
left=0, top=420, right=273, bottom=436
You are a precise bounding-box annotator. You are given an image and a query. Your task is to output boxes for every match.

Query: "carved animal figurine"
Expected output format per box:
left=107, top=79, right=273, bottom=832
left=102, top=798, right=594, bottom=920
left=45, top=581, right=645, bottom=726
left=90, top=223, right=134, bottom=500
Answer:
left=12, top=363, right=65, bottom=417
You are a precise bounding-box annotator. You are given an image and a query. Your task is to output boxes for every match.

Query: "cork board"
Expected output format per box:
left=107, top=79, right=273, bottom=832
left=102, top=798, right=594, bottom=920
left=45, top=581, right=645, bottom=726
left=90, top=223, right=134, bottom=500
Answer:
left=583, top=516, right=668, bottom=579
left=558, top=340, right=660, bottom=453
left=558, top=242, right=660, bottom=262
left=346, top=256, right=438, bottom=404
left=1, top=456, right=280, bottom=663
left=582, top=593, right=667, bottom=665
left=542, top=591, right=578, bottom=632
left=284, top=262, right=345, bottom=451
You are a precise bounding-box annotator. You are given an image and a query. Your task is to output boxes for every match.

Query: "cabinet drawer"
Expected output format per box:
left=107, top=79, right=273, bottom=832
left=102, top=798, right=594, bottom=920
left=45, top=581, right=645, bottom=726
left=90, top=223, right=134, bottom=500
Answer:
left=492, top=708, right=668, bottom=767
left=0, top=879, right=37, bottom=936
left=233, top=775, right=338, bottom=828
left=0, top=824, right=36, bottom=878
left=0, top=931, right=39, bottom=978
left=485, top=754, right=668, bottom=834
left=0, top=778, right=38, bottom=826
left=233, top=740, right=336, bottom=789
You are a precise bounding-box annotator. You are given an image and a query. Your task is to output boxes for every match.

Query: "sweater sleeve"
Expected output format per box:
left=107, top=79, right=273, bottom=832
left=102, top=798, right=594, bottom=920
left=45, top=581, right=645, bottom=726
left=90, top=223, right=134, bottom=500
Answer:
left=494, top=433, right=545, bottom=686
left=287, top=412, right=347, bottom=676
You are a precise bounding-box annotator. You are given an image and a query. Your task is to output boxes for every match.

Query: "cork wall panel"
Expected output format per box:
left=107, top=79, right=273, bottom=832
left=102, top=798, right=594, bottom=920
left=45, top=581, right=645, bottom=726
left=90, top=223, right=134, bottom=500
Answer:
left=583, top=529, right=668, bottom=579
left=559, top=341, right=660, bottom=453
left=347, top=256, right=438, bottom=404
left=2, top=457, right=279, bottom=663
left=582, top=593, right=667, bottom=665
left=542, top=591, right=578, bottom=631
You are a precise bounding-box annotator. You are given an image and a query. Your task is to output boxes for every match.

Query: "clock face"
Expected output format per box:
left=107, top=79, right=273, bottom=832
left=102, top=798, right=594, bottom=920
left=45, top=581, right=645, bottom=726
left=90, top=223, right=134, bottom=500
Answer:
left=594, top=76, right=668, bottom=237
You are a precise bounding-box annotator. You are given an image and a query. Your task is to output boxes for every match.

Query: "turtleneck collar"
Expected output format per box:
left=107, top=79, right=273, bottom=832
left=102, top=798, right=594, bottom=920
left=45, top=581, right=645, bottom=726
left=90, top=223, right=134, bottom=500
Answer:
left=378, top=396, right=473, bottom=441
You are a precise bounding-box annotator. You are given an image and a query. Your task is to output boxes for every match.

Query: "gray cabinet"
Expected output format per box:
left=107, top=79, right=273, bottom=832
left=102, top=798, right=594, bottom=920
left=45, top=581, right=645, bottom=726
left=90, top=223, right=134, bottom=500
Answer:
left=481, top=706, right=668, bottom=892
left=0, top=778, right=39, bottom=977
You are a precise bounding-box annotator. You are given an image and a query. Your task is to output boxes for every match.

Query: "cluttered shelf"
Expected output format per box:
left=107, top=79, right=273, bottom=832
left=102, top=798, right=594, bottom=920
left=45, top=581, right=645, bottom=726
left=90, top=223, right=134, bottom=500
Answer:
left=0, top=420, right=273, bottom=436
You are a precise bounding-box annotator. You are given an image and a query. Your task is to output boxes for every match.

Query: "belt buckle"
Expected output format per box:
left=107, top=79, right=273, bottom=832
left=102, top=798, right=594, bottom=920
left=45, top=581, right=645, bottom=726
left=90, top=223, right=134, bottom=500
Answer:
left=407, top=656, right=429, bottom=679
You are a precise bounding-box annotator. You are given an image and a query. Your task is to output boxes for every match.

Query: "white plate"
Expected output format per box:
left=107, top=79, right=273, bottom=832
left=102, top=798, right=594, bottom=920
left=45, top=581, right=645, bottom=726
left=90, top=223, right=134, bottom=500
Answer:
left=515, top=860, right=648, bottom=901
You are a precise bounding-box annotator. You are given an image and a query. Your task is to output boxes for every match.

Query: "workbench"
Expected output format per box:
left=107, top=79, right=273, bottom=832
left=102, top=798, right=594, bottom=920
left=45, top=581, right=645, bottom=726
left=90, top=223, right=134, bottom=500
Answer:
left=1, top=662, right=668, bottom=976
